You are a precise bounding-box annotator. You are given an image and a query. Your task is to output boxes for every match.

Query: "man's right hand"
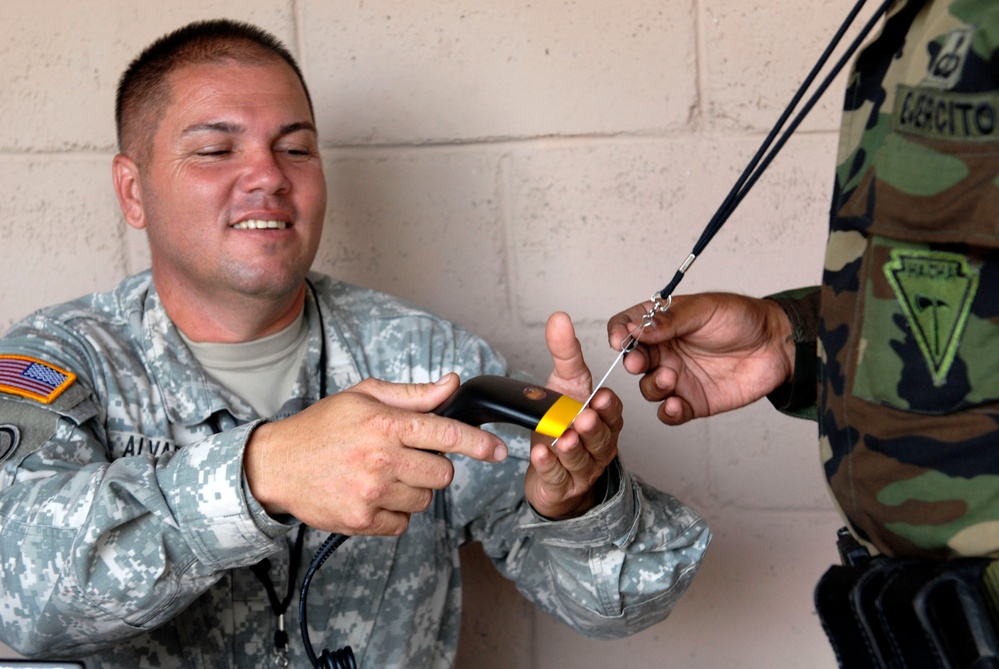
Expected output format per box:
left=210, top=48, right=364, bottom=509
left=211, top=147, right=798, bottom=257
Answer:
left=606, top=292, right=796, bottom=426
left=243, top=373, right=508, bottom=535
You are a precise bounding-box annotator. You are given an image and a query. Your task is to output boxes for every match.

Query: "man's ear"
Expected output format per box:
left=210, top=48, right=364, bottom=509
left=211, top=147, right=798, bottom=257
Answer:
left=112, top=154, right=146, bottom=230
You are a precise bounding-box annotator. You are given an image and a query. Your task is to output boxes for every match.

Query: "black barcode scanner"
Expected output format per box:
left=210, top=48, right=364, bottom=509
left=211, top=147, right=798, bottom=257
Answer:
left=302, top=375, right=583, bottom=668
left=432, top=374, right=583, bottom=438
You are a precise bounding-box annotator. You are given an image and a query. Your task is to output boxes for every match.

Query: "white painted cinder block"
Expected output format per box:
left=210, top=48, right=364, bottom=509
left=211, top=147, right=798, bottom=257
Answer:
left=531, top=508, right=844, bottom=669
left=503, top=132, right=832, bottom=324
left=701, top=0, right=879, bottom=133
left=301, top=0, right=698, bottom=144
left=0, top=157, right=127, bottom=331
left=314, top=148, right=512, bottom=337
left=0, top=1, right=297, bottom=152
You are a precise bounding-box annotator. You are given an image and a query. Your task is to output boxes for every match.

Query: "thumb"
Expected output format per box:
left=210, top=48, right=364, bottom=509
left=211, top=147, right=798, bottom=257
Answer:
left=351, top=373, right=461, bottom=413
left=545, top=312, right=592, bottom=397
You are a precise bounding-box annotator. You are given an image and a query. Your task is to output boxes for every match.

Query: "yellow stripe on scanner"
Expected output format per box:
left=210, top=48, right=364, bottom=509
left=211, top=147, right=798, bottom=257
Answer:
left=535, top=394, right=585, bottom=438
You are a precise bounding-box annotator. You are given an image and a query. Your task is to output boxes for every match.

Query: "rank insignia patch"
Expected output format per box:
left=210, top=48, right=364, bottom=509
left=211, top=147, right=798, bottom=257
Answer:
left=883, top=249, right=979, bottom=386
left=0, top=355, right=76, bottom=404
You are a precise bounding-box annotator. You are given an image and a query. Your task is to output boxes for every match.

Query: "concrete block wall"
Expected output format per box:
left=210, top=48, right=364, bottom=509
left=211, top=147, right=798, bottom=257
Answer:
left=1, top=1, right=882, bottom=666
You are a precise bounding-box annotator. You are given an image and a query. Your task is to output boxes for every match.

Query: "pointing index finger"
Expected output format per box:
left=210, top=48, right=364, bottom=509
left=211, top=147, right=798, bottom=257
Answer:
left=403, top=411, right=508, bottom=463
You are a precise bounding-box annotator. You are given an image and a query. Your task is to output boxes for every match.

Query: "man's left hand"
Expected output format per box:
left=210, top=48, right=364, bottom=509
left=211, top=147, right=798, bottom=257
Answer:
left=524, top=311, right=623, bottom=519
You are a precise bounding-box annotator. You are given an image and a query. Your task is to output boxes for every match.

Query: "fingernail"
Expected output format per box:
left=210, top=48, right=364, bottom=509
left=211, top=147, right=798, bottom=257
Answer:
left=493, top=442, right=508, bottom=461
left=435, top=373, right=453, bottom=385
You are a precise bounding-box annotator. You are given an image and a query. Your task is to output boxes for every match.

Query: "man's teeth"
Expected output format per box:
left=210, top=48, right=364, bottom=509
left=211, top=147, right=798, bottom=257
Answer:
left=232, top=220, right=289, bottom=230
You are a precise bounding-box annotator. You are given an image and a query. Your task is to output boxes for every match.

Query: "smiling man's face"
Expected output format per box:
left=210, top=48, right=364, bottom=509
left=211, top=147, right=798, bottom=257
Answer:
left=123, top=56, right=327, bottom=308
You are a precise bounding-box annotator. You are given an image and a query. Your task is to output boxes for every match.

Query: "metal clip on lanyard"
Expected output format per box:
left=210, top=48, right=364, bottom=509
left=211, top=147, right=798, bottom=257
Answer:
left=250, top=524, right=306, bottom=668
left=619, top=288, right=674, bottom=354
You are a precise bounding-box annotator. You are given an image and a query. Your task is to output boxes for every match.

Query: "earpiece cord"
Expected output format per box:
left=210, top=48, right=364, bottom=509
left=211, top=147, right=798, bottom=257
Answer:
left=300, top=532, right=356, bottom=668
left=654, top=0, right=893, bottom=305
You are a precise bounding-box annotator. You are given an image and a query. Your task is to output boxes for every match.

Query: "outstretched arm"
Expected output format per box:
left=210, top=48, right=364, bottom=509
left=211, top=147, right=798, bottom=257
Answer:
left=457, top=311, right=709, bottom=640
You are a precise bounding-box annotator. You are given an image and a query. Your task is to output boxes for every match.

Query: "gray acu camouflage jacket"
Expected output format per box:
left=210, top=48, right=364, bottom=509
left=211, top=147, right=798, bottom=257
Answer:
left=0, top=271, right=709, bottom=668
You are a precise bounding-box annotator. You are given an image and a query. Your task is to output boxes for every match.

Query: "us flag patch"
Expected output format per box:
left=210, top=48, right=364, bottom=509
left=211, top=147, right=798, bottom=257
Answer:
left=0, top=355, right=76, bottom=404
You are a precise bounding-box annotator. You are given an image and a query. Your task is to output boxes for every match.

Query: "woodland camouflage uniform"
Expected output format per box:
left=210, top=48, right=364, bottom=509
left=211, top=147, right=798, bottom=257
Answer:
left=772, top=0, right=999, bottom=560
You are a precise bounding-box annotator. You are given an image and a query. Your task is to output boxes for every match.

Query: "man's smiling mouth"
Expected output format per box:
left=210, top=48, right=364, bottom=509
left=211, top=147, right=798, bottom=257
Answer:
left=231, top=219, right=290, bottom=230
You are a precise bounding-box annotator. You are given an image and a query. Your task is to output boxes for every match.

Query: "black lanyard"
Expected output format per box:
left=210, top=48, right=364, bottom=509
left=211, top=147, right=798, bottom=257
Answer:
left=207, top=405, right=310, bottom=667
left=250, top=524, right=306, bottom=667
left=306, top=279, right=329, bottom=400
left=206, top=404, right=309, bottom=667
left=204, top=278, right=330, bottom=666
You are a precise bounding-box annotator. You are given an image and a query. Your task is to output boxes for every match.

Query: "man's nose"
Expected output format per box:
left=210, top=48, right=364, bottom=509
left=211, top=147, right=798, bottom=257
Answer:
left=242, top=148, right=291, bottom=194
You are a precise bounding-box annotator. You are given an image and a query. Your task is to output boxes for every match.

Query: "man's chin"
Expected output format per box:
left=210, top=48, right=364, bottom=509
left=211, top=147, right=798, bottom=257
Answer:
left=225, top=267, right=309, bottom=301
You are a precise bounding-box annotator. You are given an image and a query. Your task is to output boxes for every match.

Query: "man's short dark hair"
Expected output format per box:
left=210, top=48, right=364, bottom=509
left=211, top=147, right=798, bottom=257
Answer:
left=115, top=19, right=314, bottom=163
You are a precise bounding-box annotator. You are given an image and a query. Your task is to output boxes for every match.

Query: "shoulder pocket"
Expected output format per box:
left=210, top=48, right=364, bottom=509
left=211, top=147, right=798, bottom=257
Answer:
left=0, top=383, right=101, bottom=476
left=843, top=86, right=999, bottom=249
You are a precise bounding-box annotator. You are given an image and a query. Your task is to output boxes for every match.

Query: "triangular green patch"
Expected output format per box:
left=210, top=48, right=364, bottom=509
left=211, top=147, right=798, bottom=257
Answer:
left=884, top=249, right=979, bottom=386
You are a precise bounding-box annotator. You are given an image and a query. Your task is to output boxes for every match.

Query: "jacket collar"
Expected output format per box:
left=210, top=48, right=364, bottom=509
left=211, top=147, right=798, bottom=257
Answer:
left=135, top=277, right=326, bottom=427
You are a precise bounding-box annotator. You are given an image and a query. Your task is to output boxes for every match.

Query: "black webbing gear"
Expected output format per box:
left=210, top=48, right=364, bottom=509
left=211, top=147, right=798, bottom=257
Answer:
left=815, top=529, right=999, bottom=669
left=915, top=562, right=999, bottom=669
left=653, top=0, right=894, bottom=305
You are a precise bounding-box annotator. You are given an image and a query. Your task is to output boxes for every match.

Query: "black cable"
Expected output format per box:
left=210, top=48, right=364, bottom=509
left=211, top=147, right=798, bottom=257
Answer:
left=300, top=532, right=357, bottom=669
left=656, top=0, right=894, bottom=301
left=300, top=284, right=357, bottom=668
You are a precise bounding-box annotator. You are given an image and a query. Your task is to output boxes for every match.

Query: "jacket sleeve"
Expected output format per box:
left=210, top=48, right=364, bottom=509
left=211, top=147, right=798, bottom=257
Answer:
left=765, top=286, right=821, bottom=421
left=443, top=335, right=710, bottom=639
left=450, top=441, right=708, bottom=639
left=0, top=328, right=288, bottom=658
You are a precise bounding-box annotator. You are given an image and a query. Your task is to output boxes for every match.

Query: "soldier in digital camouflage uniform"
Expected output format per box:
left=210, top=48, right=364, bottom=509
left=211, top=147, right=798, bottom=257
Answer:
left=608, top=0, right=998, bottom=659
left=0, top=19, right=709, bottom=669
